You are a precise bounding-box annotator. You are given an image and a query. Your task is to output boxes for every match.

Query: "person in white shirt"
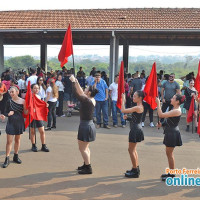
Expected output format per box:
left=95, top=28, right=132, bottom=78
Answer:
left=37, top=77, right=46, bottom=100
left=45, top=79, right=58, bottom=131
left=18, top=74, right=26, bottom=97
left=56, top=74, right=65, bottom=117
left=26, top=69, right=38, bottom=86
left=109, top=74, right=125, bottom=128
left=86, top=72, right=95, bottom=86
left=18, top=74, right=26, bottom=90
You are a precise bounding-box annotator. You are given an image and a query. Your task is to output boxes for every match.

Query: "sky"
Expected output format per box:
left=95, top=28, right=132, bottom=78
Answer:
left=2, top=0, right=200, bottom=58
left=1, top=0, right=200, bottom=11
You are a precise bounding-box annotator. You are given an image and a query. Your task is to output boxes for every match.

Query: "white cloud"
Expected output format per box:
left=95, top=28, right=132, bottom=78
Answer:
left=1, top=0, right=200, bottom=11
left=4, top=45, right=200, bottom=57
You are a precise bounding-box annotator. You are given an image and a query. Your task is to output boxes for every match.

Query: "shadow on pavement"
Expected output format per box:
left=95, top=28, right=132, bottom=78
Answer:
left=0, top=171, right=199, bottom=199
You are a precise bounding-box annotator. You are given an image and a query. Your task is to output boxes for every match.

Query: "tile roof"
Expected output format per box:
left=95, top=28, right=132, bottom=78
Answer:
left=0, top=8, right=200, bottom=30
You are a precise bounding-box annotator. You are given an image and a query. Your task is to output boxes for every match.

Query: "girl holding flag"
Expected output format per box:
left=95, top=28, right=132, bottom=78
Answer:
left=69, top=75, right=98, bottom=175
left=121, top=91, right=144, bottom=178
left=0, top=86, right=28, bottom=168
left=156, top=94, right=185, bottom=181
left=30, top=84, right=49, bottom=152
left=117, top=61, right=144, bottom=178
left=183, top=79, right=198, bottom=132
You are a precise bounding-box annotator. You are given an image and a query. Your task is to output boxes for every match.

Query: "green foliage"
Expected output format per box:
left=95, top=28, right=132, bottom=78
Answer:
left=128, top=59, right=199, bottom=78
left=4, top=55, right=37, bottom=70
left=4, top=55, right=199, bottom=78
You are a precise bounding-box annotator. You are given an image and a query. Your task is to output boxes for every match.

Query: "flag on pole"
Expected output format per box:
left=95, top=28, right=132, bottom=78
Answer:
left=117, top=61, right=125, bottom=109
left=194, top=61, right=200, bottom=97
left=143, top=62, right=158, bottom=110
left=24, top=81, right=34, bottom=128
left=187, top=96, right=195, bottom=123
left=58, top=24, right=73, bottom=68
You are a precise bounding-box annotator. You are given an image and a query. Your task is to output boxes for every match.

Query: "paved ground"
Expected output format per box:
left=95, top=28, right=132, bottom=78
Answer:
left=0, top=114, right=200, bottom=200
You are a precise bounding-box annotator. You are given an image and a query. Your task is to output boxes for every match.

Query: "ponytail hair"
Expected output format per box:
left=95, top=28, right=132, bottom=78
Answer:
left=88, top=86, right=98, bottom=97
left=136, top=90, right=145, bottom=100
left=175, top=94, right=185, bottom=105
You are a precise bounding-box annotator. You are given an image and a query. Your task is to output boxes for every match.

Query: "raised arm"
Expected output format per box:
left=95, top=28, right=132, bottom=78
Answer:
left=69, top=75, right=87, bottom=102
left=69, top=75, right=84, bottom=96
left=75, top=78, right=84, bottom=96
left=121, top=93, right=139, bottom=114
left=155, top=97, right=181, bottom=118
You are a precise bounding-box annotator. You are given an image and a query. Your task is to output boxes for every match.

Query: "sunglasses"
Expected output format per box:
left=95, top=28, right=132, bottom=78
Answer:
left=39, top=79, right=43, bottom=81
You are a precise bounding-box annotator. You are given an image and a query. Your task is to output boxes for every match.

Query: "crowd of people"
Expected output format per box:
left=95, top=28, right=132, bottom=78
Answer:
left=0, top=65, right=199, bottom=180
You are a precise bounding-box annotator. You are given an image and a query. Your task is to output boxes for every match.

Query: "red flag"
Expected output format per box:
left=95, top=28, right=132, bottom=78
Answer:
left=187, top=96, right=195, bottom=123
left=143, top=62, right=158, bottom=110
left=33, top=95, right=48, bottom=122
left=24, top=81, right=48, bottom=129
left=117, top=61, right=125, bottom=109
left=194, top=61, right=200, bottom=97
left=58, top=24, right=73, bottom=68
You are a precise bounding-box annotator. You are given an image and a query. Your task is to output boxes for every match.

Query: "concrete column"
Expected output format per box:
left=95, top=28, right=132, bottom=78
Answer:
left=109, top=36, right=114, bottom=85
left=109, top=31, right=119, bottom=85
left=123, top=42, right=129, bottom=73
left=114, top=36, right=119, bottom=75
left=40, top=43, right=47, bottom=72
left=0, top=36, right=4, bottom=74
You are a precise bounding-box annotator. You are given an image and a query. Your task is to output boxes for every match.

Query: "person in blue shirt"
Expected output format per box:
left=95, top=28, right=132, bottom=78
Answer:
left=92, top=73, right=110, bottom=129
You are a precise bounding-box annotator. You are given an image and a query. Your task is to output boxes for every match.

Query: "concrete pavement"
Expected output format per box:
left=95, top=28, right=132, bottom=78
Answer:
left=0, top=115, right=200, bottom=200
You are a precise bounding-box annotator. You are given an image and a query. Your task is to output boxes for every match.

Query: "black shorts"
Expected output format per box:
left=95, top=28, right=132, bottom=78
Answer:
left=129, top=123, right=144, bottom=143
left=163, top=126, right=182, bottom=147
left=78, top=120, right=96, bottom=142
left=30, top=120, right=44, bottom=128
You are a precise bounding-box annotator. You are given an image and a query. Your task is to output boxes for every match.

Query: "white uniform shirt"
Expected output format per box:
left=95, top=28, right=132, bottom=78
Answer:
left=38, top=86, right=46, bottom=99
left=26, top=75, right=38, bottom=86
left=109, top=82, right=118, bottom=101
left=18, top=79, right=26, bottom=90
left=56, top=80, right=64, bottom=92
left=46, top=86, right=57, bottom=102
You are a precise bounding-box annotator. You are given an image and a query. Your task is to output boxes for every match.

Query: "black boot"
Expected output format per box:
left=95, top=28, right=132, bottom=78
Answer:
left=126, top=166, right=140, bottom=175
left=186, top=125, right=190, bottom=132
left=125, top=168, right=139, bottom=178
left=13, top=154, right=22, bottom=164
left=161, top=173, right=175, bottom=181
left=161, top=174, right=168, bottom=178
left=41, top=144, right=49, bottom=152
left=2, top=156, right=10, bottom=168
left=78, top=164, right=92, bottom=174
left=77, top=162, right=86, bottom=170
left=31, top=144, right=38, bottom=152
